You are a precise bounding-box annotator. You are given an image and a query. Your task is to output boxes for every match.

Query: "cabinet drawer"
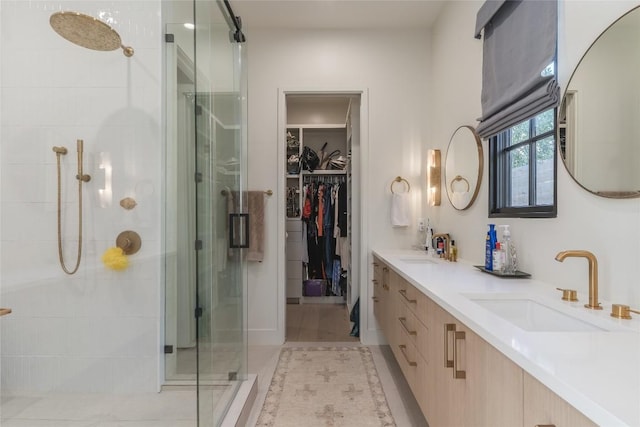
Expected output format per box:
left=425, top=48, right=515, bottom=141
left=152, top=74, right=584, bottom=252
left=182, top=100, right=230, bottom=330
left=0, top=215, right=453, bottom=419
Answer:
left=286, top=240, right=303, bottom=261
left=395, top=326, right=424, bottom=396
left=286, top=261, right=302, bottom=279
left=286, top=278, right=302, bottom=298
left=397, top=280, right=430, bottom=327
left=396, top=301, right=429, bottom=363
left=286, top=220, right=302, bottom=232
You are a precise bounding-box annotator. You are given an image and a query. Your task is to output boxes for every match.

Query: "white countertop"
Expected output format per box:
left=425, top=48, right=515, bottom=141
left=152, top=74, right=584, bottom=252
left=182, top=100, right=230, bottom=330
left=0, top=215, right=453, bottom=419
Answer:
left=372, top=249, right=640, bottom=427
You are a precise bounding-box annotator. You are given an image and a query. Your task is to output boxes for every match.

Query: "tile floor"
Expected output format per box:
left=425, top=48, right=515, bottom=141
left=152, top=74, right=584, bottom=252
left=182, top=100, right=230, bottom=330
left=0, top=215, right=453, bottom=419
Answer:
left=1, top=343, right=427, bottom=426
left=2, top=300, right=426, bottom=426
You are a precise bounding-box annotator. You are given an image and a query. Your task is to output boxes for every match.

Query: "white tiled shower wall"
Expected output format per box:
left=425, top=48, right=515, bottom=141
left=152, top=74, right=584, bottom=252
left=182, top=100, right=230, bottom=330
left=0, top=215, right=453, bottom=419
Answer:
left=1, top=0, right=163, bottom=393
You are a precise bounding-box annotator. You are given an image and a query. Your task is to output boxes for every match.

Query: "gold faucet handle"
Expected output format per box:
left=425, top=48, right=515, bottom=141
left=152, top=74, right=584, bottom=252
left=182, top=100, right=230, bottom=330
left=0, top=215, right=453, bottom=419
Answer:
left=556, top=287, right=578, bottom=302
left=610, top=304, right=640, bottom=319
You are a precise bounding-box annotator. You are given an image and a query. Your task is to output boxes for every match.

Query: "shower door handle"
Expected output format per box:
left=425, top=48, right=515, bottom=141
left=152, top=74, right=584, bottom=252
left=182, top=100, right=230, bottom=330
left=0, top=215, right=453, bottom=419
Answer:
left=229, top=213, right=249, bottom=248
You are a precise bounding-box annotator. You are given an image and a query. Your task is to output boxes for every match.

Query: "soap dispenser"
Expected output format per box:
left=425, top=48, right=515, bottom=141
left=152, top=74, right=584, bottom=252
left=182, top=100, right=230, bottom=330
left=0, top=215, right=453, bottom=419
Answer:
left=498, top=225, right=516, bottom=274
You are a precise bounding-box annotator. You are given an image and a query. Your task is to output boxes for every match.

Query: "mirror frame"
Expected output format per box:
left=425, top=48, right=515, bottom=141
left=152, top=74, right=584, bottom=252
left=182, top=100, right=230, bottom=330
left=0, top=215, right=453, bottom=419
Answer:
left=444, top=125, right=484, bottom=210
left=559, top=5, right=640, bottom=199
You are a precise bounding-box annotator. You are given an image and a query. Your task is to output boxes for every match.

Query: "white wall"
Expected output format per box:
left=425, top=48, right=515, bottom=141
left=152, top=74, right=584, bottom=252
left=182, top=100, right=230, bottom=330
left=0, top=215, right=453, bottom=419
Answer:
left=245, top=28, right=430, bottom=344
left=0, top=0, right=162, bottom=393
left=429, top=1, right=640, bottom=306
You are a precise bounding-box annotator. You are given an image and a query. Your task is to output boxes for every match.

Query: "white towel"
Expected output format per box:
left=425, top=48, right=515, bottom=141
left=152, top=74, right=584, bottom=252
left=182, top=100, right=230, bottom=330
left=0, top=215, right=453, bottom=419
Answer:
left=391, top=192, right=410, bottom=227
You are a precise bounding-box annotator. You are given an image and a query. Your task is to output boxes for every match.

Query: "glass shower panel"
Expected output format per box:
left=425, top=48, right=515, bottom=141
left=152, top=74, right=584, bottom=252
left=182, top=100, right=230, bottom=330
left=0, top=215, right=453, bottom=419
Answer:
left=194, top=2, right=248, bottom=424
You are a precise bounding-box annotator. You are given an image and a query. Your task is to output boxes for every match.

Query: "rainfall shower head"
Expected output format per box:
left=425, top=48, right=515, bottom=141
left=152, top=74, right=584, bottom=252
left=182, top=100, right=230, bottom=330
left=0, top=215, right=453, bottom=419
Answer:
left=49, top=11, right=134, bottom=57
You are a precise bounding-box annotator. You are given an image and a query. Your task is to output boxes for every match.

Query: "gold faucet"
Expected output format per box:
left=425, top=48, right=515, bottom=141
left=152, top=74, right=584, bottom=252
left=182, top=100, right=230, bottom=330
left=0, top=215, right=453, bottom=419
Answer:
left=554, top=250, right=602, bottom=310
left=432, top=233, right=450, bottom=260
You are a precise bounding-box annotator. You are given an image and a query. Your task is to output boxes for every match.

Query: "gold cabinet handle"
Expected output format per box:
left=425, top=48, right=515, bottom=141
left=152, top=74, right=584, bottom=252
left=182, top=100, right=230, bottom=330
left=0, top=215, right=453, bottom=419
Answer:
left=453, top=330, right=466, bottom=379
left=398, top=344, right=418, bottom=367
left=372, top=279, right=378, bottom=283
left=444, top=323, right=455, bottom=368
left=372, top=262, right=379, bottom=267
left=398, top=289, right=417, bottom=304
left=372, top=297, right=379, bottom=302
left=534, top=425, right=556, bottom=427
left=382, top=267, right=388, bottom=272
left=398, top=317, right=417, bottom=336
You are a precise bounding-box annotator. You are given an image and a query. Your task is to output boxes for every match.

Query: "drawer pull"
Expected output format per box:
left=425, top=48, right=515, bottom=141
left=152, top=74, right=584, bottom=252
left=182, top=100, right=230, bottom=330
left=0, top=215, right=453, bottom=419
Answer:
left=373, top=262, right=379, bottom=267
left=372, top=297, right=379, bottom=302
left=372, top=279, right=378, bottom=283
left=398, top=344, right=417, bottom=367
left=534, top=425, right=556, bottom=427
left=382, top=267, right=388, bottom=272
left=453, top=330, right=466, bottom=379
left=398, top=289, right=417, bottom=304
left=398, top=317, right=417, bottom=336
left=444, top=323, right=455, bottom=368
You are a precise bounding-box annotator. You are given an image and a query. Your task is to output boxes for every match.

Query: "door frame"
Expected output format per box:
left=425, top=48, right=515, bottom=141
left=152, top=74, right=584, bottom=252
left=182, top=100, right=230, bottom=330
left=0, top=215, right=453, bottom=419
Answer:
left=276, top=87, right=370, bottom=344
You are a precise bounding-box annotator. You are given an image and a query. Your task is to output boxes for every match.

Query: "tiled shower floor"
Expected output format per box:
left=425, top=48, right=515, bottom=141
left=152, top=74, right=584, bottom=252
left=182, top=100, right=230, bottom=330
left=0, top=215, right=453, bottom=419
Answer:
left=0, top=387, right=227, bottom=427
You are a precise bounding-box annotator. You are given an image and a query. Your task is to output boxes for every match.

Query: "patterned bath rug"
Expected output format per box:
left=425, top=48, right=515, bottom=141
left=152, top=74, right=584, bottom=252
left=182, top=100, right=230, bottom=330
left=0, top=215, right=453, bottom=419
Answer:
left=256, top=346, right=396, bottom=427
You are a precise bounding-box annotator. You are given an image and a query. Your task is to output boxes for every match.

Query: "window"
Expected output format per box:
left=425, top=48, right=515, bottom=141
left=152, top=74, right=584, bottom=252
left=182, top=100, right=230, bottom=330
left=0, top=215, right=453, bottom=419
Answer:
left=489, top=109, right=556, bottom=218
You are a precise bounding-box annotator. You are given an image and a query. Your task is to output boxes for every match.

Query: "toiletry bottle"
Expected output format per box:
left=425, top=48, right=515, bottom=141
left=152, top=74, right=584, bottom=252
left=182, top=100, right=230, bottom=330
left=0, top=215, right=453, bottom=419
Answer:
left=450, top=240, right=458, bottom=262
left=492, top=242, right=504, bottom=272
left=437, top=237, right=444, bottom=258
left=425, top=220, right=433, bottom=254
left=498, top=225, right=515, bottom=274
left=485, top=224, right=496, bottom=270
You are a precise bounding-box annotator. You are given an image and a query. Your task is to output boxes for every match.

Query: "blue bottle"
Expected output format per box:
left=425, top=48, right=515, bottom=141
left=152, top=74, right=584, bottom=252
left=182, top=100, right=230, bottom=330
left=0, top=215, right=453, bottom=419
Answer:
left=485, top=224, right=497, bottom=270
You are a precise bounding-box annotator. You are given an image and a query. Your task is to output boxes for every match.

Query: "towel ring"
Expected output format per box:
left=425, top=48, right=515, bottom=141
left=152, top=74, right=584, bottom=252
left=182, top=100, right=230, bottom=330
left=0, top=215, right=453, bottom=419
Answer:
left=450, top=175, right=470, bottom=192
left=390, top=176, right=411, bottom=194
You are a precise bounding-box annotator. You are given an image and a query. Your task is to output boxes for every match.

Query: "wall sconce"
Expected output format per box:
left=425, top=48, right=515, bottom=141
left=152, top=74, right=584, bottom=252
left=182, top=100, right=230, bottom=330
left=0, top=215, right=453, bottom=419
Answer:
left=427, top=149, right=441, bottom=206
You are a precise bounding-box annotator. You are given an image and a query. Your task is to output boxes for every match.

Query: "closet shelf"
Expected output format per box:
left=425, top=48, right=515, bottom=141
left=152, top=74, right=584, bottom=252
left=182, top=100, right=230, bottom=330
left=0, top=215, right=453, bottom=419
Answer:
left=302, top=170, right=346, bottom=175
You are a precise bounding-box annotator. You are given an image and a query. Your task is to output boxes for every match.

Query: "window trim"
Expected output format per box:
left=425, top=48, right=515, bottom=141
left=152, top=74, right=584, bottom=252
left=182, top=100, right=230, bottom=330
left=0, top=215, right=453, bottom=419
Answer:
left=489, top=110, right=558, bottom=219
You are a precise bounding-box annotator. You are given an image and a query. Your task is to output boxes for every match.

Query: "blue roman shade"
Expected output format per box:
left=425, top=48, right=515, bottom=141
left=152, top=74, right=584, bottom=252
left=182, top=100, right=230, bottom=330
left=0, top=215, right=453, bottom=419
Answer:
left=475, top=0, right=559, bottom=139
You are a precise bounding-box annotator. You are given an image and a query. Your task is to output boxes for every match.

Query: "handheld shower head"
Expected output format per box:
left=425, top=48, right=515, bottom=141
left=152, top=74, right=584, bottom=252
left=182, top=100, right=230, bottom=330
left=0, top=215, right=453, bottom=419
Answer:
left=50, top=11, right=134, bottom=57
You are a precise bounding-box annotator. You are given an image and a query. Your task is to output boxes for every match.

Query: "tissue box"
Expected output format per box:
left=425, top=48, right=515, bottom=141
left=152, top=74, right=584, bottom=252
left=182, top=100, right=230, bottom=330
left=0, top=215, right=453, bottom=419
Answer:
left=303, top=279, right=326, bottom=297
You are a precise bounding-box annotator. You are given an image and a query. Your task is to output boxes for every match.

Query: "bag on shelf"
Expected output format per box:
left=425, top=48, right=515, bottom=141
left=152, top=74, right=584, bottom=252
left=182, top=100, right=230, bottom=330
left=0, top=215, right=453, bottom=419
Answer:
left=329, top=155, right=348, bottom=170
left=319, top=149, right=341, bottom=170
left=287, top=154, right=300, bottom=174
left=300, top=146, right=320, bottom=172
left=286, top=131, right=299, bottom=149
left=317, top=142, right=329, bottom=169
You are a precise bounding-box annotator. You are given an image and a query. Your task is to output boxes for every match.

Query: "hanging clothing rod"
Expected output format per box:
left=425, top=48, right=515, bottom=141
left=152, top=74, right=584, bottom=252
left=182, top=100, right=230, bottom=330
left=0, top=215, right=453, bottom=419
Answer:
left=223, top=0, right=246, bottom=43
left=303, top=175, right=346, bottom=185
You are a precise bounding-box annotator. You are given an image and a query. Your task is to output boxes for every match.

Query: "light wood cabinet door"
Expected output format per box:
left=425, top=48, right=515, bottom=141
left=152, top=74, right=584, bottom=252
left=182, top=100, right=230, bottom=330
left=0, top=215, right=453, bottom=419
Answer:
left=426, top=301, right=523, bottom=427
left=426, top=303, right=468, bottom=427
left=463, top=325, right=523, bottom=427
left=523, top=373, right=597, bottom=427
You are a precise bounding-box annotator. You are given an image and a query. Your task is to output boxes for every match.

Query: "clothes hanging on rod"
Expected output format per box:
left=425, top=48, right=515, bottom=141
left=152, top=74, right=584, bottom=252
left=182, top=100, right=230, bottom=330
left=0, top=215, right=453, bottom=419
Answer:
left=301, top=175, right=347, bottom=296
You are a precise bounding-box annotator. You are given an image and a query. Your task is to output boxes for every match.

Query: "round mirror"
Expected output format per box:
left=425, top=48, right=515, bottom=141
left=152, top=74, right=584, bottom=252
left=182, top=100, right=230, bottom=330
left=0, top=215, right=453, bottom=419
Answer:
left=445, top=125, right=483, bottom=210
left=559, top=6, right=640, bottom=198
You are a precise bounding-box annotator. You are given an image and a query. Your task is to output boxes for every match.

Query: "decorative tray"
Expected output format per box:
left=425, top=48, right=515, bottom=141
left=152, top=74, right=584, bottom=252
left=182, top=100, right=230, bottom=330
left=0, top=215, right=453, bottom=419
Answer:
left=473, top=265, right=531, bottom=278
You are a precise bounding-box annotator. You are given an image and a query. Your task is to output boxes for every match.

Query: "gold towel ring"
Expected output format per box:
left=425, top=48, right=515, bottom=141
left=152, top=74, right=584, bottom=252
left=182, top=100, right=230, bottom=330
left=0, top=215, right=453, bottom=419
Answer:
left=450, top=175, right=470, bottom=192
left=390, top=176, right=411, bottom=194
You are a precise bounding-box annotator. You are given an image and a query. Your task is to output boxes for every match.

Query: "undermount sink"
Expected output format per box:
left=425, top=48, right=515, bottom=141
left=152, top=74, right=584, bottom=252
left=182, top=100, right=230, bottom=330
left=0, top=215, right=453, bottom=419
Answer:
left=398, top=257, right=436, bottom=264
left=464, top=294, right=627, bottom=332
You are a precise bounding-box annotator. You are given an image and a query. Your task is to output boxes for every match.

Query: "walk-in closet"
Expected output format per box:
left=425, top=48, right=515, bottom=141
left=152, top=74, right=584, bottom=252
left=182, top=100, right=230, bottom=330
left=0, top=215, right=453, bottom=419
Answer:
left=284, top=94, right=360, bottom=342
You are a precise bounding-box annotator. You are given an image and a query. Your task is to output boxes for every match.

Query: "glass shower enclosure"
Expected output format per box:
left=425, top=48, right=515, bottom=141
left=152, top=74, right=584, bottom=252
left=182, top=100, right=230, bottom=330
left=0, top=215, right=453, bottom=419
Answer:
left=164, top=1, right=248, bottom=425
left=0, top=0, right=247, bottom=426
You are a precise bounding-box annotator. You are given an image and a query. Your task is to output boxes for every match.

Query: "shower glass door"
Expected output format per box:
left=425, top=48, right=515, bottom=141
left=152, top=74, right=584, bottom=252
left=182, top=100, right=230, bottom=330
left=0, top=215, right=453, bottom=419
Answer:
left=164, top=1, right=247, bottom=426
left=194, top=2, right=248, bottom=422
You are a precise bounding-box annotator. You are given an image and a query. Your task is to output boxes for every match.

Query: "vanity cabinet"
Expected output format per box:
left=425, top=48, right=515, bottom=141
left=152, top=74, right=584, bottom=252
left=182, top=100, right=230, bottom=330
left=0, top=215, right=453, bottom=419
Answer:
left=428, top=301, right=523, bottom=427
left=523, top=373, right=598, bottom=427
left=372, top=257, right=596, bottom=427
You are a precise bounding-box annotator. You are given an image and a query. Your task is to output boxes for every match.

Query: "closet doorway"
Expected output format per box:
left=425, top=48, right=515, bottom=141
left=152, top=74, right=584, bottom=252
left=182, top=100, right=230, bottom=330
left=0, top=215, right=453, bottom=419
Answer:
left=283, top=93, right=362, bottom=343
